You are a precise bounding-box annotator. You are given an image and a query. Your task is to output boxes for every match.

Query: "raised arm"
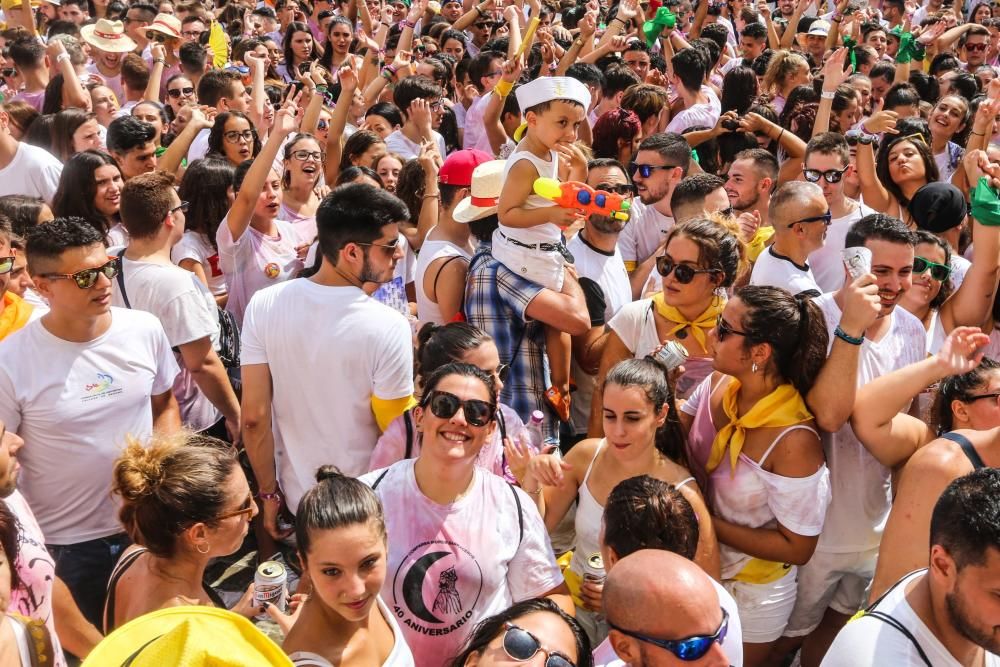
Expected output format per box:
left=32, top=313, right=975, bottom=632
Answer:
left=813, top=48, right=852, bottom=139
left=855, top=109, right=900, bottom=214
left=158, top=106, right=212, bottom=175
left=48, top=40, right=89, bottom=110
left=324, top=64, right=359, bottom=186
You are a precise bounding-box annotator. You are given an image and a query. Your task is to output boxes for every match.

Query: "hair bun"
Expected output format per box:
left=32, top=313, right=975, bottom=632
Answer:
left=315, top=465, right=345, bottom=483
left=113, top=438, right=169, bottom=502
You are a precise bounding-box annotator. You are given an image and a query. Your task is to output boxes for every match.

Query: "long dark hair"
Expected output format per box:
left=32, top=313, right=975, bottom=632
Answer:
left=876, top=133, right=939, bottom=207
left=0, top=195, right=46, bottom=237
left=178, top=158, right=235, bottom=251
left=448, top=598, right=593, bottom=667
left=417, top=323, right=493, bottom=386
left=663, top=217, right=747, bottom=289
left=604, top=358, right=688, bottom=466
left=51, top=108, right=95, bottom=162
left=51, top=150, right=121, bottom=239
left=735, top=286, right=829, bottom=396
left=282, top=21, right=318, bottom=74
left=295, top=465, right=385, bottom=558
left=206, top=111, right=261, bottom=163
left=933, top=358, right=1000, bottom=434
left=721, top=66, right=758, bottom=115
left=318, top=16, right=354, bottom=71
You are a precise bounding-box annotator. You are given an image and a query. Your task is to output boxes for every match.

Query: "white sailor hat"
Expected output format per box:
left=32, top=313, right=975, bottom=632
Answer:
left=515, top=76, right=592, bottom=115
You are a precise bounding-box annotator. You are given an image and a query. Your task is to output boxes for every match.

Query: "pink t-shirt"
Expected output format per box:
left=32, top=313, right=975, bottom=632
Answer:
left=5, top=491, right=66, bottom=667
left=360, top=460, right=563, bottom=667
left=216, top=217, right=303, bottom=327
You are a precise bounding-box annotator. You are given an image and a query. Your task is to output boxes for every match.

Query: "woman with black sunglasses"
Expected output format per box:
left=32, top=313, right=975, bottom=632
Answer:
left=105, top=431, right=262, bottom=632
left=677, top=285, right=831, bottom=666
left=589, top=217, right=746, bottom=436
left=369, top=322, right=530, bottom=481
left=448, top=598, right=592, bottom=667
left=362, top=363, right=569, bottom=667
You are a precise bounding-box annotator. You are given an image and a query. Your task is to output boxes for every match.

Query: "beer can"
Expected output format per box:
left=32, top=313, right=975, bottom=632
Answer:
left=653, top=340, right=688, bottom=371
left=254, top=560, right=287, bottom=616
left=583, top=552, right=606, bottom=584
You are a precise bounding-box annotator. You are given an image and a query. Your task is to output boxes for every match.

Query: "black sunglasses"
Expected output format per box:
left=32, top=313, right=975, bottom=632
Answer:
left=37, top=257, right=120, bottom=289
left=629, top=162, right=678, bottom=178
left=170, top=201, right=190, bottom=214
left=716, top=314, right=747, bottom=342
left=494, top=363, right=510, bottom=384
left=422, top=390, right=495, bottom=427
left=502, top=622, right=576, bottom=667
left=594, top=183, right=636, bottom=196
left=913, top=256, right=952, bottom=282
left=655, top=256, right=719, bottom=283
left=966, top=391, right=1000, bottom=402
left=802, top=167, right=847, bottom=184
left=788, top=211, right=832, bottom=228
left=1, top=68, right=15, bottom=77
left=609, top=608, right=729, bottom=662
left=167, top=86, right=195, bottom=98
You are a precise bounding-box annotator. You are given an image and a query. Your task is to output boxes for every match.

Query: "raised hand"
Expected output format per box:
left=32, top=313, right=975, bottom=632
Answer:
left=245, top=49, right=266, bottom=73
left=862, top=109, right=899, bottom=135
left=821, top=47, right=853, bottom=93
left=409, top=98, right=433, bottom=137
left=934, top=327, right=989, bottom=375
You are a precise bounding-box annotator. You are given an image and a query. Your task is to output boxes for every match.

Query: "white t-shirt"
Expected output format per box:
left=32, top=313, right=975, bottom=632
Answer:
left=216, top=217, right=303, bottom=328
left=462, top=93, right=490, bottom=152
left=950, top=253, right=970, bottom=291
left=171, top=230, right=228, bottom=296
left=112, top=258, right=221, bottom=432
left=809, top=202, right=875, bottom=293
left=360, top=460, right=564, bottom=667
left=384, top=129, right=447, bottom=161
left=186, top=128, right=211, bottom=163
left=0, top=142, right=63, bottom=204
left=0, top=309, right=179, bottom=544
left=288, top=597, right=414, bottom=666
left=593, top=578, right=744, bottom=667
left=616, top=200, right=674, bottom=270
left=749, top=246, right=821, bottom=295
left=821, top=570, right=1000, bottom=667
left=240, top=279, right=413, bottom=512
left=666, top=86, right=722, bottom=135
left=813, top=293, right=926, bottom=554
left=566, top=231, right=632, bottom=434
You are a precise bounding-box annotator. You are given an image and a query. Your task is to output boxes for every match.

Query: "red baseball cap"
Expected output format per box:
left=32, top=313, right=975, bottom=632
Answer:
left=438, top=149, right=494, bottom=187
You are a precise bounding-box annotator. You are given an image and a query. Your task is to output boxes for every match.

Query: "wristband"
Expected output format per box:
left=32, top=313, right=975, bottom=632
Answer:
left=820, top=90, right=835, bottom=99
left=834, top=326, right=864, bottom=345
left=315, top=84, right=328, bottom=94
left=399, top=18, right=415, bottom=28
left=56, top=52, right=71, bottom=64
left=257, top=491, right=283, bottom=503
left=493, top=77, right=514, bottom=97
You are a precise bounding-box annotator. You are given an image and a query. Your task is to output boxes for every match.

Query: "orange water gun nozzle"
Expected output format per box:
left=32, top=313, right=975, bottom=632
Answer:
left=533, top=178, right=631, bottom=221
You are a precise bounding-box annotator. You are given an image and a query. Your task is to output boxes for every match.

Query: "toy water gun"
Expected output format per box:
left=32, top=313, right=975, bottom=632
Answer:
left=642, top=6, right=676, bottom=48
left=533, top=178, right=631, bottom=221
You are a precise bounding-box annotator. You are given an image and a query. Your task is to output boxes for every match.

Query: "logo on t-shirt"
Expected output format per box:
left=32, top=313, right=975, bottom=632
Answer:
left=391, top=540, right=482, bottom=635
left=264, top=262, right=280, bottom=279
left=82, top=372, right=122, bottom=402
left=208, top=253, right=223, bottom=277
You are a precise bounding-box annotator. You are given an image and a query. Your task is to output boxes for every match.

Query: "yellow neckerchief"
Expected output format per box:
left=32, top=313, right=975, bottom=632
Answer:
left=0, top=292, right=32, bottom=342
left=707, top=379, right=813, bottom=474
left=651, top=292, right=724, bottom=354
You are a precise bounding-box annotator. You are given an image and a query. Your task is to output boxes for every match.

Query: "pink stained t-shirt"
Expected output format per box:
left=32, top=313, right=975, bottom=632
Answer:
left=360, top=460, right=564, bottom=667
left=216, top=217, right=303, bottom=328
left=5, top=491, right=67, bottom=667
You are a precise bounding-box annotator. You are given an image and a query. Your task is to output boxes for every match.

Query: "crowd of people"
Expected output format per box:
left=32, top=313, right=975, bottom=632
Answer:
left=0, top=0, right=999, bottom=664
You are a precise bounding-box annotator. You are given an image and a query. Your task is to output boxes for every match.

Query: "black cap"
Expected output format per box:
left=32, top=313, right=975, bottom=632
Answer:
left=909, top=182, right=967, bottom=233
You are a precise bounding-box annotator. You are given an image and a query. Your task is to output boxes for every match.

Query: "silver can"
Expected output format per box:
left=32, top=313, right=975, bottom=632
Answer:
left=254, top=560, right=288, bottom=616
left=583, top=552, right=606, bottom=585
left=653, top=340, right=688, bottom=371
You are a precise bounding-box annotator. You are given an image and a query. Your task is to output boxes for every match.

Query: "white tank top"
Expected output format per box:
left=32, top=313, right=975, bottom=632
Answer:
left=413, top=236, right=471, bottom=326
left=498, top=149, right=562, bottom=245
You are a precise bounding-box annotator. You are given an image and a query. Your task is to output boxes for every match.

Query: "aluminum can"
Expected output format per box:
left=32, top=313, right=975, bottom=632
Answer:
left=584, top=553, right=606, bottom=584
left=653, top=340, right=689, bottom=371
left=254, top=560, right=287, bottom=616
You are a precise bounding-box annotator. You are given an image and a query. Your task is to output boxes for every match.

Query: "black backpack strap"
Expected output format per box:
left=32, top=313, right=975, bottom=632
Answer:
left=372, top=468, right=390, bottom=490
left=508, top=482, right=523, bottom=547
left=941, top=432, right=987, bottom=470
left=404, top=410, right=415, bottom=460
left=862, top=611, right=933, bottom=667
left=431, top=254, right=468, bottom=299
left=115, top=249, right=131, bottom=308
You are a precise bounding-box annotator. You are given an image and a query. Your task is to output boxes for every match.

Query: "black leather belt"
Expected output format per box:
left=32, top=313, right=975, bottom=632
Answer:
left=499, top=231, right=575, bottom=263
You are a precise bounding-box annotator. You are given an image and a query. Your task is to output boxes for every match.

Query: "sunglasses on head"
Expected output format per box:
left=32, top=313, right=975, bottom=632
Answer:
left=629, top=162, right=677, bottom=178
left=37, top=257, right=120, bottom=289
left=802, top=167, right=847, bottom=184
left=594, top=183, right=635, bottom=196
left=788, top=211, right=832, bottom=228
left=913, top=255, right=952, bottom=281
left=167, top=86, right=195, bottom=98
left=609, top=608, right=729, bottom=662
left=655, top=256, right=719, bottom=283
left=422, top=390, right=495, bottom=427
left=501, top=622, right=576, bottom=667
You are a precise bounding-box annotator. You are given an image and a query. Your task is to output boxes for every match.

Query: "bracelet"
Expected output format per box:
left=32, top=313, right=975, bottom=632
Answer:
left=422, top=192, right=440, bottom=199
left=381, top=69, right=394, bottom=81
left=57, top=52, right=71, bottom=64
left=610, top=16, right=624, bottom=24
left=820, top=90, right=835, bottom=99
left=522, top=486, right=542, bottom=495
left=315, top=84, right=328, bottom=94
left=399, top=18, right=415, bottom=28
left=834, top=326, right=864, bottom=346
left=257, top=491, right=283, bottom=503
left=776, top=127, right=785, bottom=142
left=473, top=4, right=482, bottom=13
left=972, top=130, right=986, bottom=136
left=493, top=77, right=514, bottom=97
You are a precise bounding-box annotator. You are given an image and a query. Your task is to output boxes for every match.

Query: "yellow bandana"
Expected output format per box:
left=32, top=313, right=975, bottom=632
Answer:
left=651, top=292, right=724, bottom=353
left=707, top=380, right=813, bottom=473
left=0, top=292, right=32, bottom=342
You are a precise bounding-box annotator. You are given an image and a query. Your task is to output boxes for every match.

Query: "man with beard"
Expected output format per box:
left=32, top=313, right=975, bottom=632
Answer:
left=618, top=133, right=690, bottom=299
left=566, top=159, right=634, bottom=441
left=749, top=180, right=826, bottom=295
left=241, top=184, right=417, bottom=542
left=775, top=214, right=925, bottom=667
left=822, top=468, right=1000, bottom=667
left=724, top=148, right=776, bottom=224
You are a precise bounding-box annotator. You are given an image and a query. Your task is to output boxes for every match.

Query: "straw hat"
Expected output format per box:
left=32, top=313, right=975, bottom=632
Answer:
left=81, top=19, right=138, bottom=53
left=82, top=606, right=293, bottom=667
left=145, top=13, right=182, bottom=40
left=453, top=160, right=506, bottom=223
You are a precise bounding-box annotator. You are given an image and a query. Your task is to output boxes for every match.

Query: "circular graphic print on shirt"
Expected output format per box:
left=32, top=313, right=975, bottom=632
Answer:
left=391, top=540, right=483, bottom=634
left=263, top=262, right=280, bottom=279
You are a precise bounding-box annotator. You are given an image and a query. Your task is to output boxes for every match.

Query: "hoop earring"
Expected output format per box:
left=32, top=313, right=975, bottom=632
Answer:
left=197, top=542, right=209, bottom=555
left=752, top=362, right=758, bottom=374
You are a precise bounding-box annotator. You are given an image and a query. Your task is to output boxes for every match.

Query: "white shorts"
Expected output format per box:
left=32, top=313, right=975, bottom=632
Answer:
left=492, top=229, right=565, bottom=291
left=723, top=567, right=798, bottom=643
left=782, top=547, right=878, bottom=637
